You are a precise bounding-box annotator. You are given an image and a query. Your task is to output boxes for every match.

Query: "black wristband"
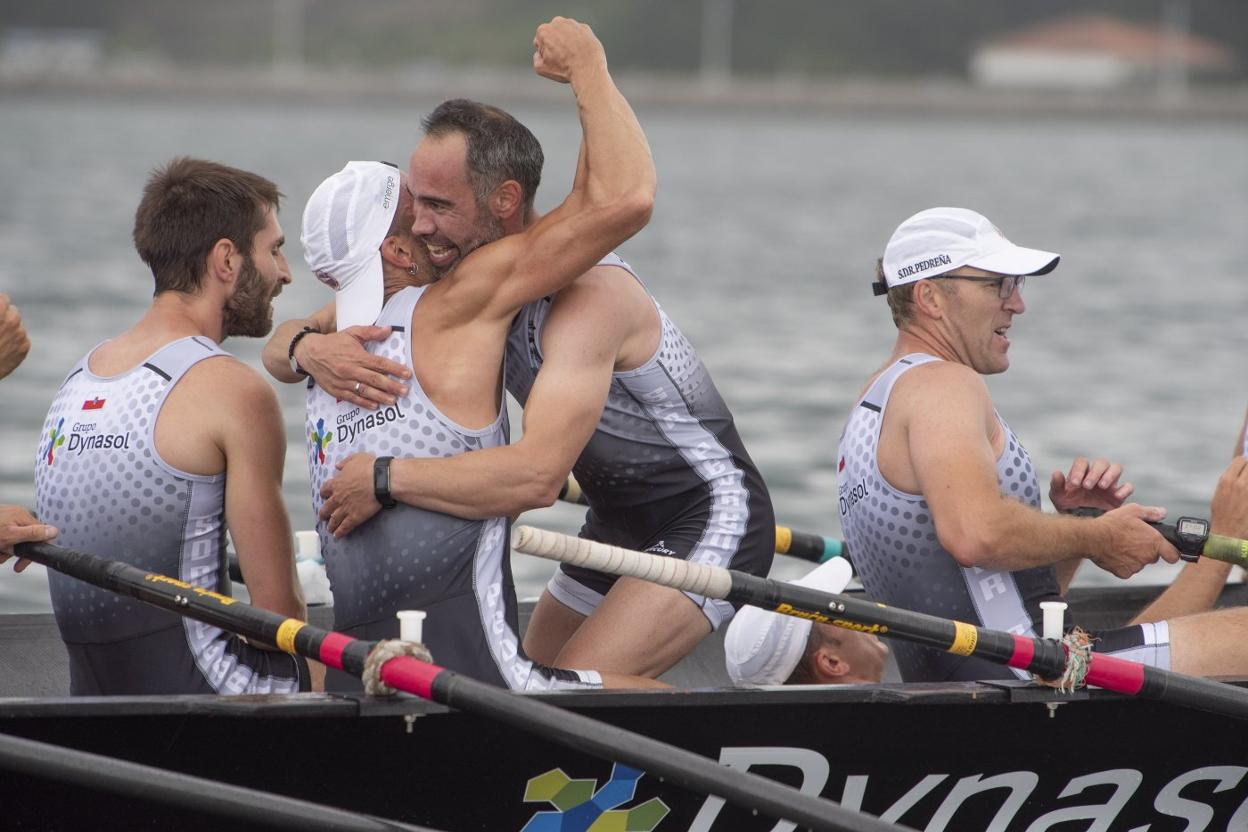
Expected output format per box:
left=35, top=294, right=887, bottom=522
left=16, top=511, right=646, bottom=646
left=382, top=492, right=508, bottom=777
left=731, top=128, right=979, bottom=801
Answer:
left=373, top=456, right=397, bottom=509
left=287, top=326, right=318, bottom=376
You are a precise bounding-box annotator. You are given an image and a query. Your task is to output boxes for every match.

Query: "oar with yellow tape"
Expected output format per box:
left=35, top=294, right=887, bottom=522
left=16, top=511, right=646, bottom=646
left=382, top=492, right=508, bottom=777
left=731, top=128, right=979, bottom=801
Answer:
left=14, top=540, right=912, bottom=832
left=512, top=525, right=1248, bottom=721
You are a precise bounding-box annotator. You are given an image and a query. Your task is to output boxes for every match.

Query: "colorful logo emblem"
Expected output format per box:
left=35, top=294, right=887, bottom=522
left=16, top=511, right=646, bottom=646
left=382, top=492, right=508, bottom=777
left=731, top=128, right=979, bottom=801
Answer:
left=81, top=396, right=106, bottom=411
left=310, top=418, right=333, bottom=464
left=43, top=418, right=66, bottom=465
left=520, top=764, right=668, bottom=832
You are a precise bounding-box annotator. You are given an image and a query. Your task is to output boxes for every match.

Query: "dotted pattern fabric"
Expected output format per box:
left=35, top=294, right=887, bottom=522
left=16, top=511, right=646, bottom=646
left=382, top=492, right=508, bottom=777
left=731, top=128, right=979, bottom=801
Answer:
left=305, top=287, right=599, bottom=690
left=504, top=253, right=775, bottom=627
left=836, top=353, right=1061, bottom=683
left=35, top=337, right=300, bottom=694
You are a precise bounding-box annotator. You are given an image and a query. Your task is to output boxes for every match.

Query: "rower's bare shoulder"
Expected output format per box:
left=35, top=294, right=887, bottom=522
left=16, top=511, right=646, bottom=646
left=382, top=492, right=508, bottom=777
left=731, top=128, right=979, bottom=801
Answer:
left=179, top=355, right=281, bottom=416
left=891, top=360, right=991, bottom=414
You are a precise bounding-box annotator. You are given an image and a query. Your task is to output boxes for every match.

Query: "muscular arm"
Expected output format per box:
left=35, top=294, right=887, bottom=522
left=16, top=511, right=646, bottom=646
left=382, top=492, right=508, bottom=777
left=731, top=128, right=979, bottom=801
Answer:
left=320, top=278, right=628, bottom=533
left=216, top=366, right=306, bottom=624
left=437, top=19, right=655, bottom=325
left=900, top=363, right=1177, bottom=577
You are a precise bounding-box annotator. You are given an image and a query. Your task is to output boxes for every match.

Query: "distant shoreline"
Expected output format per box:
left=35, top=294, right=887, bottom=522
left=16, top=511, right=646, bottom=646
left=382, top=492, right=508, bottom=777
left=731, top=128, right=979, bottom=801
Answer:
left=4, top=65, right=1247, bottom=120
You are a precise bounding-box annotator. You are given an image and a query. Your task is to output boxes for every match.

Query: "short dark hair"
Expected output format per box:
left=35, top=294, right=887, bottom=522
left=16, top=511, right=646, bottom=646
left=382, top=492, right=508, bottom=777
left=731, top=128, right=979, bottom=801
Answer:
left=422, top=99, right=543, bottom=216
left=133, top=157, right=282, bottom=295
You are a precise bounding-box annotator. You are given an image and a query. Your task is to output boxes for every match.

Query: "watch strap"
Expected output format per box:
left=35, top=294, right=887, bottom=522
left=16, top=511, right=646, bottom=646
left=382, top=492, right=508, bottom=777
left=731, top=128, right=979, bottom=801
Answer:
left=373, top=455, right=397, bottom=509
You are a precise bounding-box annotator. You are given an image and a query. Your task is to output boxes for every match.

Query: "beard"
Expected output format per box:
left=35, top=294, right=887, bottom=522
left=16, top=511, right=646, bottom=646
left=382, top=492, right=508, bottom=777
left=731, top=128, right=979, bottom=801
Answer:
left=432, top=213, right=506, bottom=281
left=221, top=255, right=276, bottom=339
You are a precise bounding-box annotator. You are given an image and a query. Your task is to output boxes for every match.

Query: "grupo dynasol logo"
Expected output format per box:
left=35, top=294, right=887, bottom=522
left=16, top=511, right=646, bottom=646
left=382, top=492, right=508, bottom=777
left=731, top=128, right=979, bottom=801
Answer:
left=310, top=418, right=333, bottom=465
left=520, top=764, right=668, bottom=832
left=43, top=417, right=66, bottom=466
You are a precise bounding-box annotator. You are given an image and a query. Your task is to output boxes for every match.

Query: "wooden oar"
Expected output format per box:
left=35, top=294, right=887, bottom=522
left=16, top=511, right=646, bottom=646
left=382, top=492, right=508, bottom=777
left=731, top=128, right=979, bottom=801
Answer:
left=14, top=540, right=911, bottom=832
left=557, top=474, right=850, bottom=562
left=0, top=730, right=439, bottom=832
left=512, top=526, right=1248, bottom=721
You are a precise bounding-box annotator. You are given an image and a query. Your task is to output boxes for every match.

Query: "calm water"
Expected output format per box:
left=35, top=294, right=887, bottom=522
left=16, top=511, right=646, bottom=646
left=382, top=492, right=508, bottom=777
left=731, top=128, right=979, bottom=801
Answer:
left=2, top=92, right=1246, bottom=612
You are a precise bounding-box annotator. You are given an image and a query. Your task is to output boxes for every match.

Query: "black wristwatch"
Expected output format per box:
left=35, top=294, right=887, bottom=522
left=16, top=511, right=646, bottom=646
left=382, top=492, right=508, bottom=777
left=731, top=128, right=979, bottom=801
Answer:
left=373, top=456, right=397, bottom=509
left=287, top=326, right=318, bottom=377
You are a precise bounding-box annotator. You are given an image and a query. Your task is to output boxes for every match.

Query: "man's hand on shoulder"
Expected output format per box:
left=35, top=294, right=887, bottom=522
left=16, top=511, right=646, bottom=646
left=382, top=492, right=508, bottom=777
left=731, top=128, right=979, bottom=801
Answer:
left=1050, top=457, right=1135, bottom=514
left=296, top=327, right=411, bottom=410
left=533, top=17, right=606, bottom=85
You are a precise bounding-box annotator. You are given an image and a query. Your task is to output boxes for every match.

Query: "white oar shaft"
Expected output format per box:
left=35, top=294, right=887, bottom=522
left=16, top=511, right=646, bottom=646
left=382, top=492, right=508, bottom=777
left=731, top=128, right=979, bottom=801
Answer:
left=512, top=525, right=733, bottom=599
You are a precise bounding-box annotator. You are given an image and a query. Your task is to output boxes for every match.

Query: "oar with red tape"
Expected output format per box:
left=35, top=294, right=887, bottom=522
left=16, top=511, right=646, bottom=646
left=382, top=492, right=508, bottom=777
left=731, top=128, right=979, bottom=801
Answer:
left=14, top=540, right=911, bottom=832
left=512, top=525, right=1248, bottom=721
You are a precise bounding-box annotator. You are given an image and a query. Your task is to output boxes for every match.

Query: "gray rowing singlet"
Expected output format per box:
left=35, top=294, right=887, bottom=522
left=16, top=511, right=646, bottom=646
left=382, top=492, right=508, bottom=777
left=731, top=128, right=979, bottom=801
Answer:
left=35, top=337, right=303, bottom=695
left=307, top=285, right=597, bottom=691
left=837, top=353, right=1062, bottom=682
left=505, top=253, right=774, bottom=629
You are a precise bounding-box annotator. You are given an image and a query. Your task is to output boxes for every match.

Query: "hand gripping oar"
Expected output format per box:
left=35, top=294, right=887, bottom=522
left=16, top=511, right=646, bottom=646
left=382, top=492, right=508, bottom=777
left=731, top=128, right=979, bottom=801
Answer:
left=557, top=474, right=851, bottom=562
left=1068, top=507, right=1248, bottom=568
left=512, top=526, right=1248, bottom=721
left=14, top=541, right=911, bottom=832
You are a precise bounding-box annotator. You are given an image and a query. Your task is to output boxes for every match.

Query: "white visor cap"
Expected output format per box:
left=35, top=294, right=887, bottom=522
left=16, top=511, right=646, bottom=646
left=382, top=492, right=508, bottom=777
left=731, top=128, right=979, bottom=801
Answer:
left=723, top=557, right=854, bottom=687
left=880, top=207, right=1060, bottom=293
left=301, top=161, right=402, bottom=330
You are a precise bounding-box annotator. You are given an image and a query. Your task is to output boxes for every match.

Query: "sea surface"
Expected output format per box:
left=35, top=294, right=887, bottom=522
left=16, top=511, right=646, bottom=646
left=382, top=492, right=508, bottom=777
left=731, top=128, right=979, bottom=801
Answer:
left=2, top=92, right=1246, bottom=613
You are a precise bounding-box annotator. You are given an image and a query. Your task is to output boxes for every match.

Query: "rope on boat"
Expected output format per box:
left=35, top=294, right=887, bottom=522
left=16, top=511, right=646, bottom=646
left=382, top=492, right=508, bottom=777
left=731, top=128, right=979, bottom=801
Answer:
left=363, top=639, right=433, bottom=696
left=1034, top=628, right=1093, bottom=694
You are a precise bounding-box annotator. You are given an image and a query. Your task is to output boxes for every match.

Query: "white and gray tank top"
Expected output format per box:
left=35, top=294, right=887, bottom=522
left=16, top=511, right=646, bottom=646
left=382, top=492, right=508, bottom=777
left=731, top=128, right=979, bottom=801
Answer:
left=35, top=337, right=297, bottom=693
left=836, top=353, right=1062, bottom=682
left=505, top=253, right=773, bottom=569
left=306, top=285, right=507, bottom=629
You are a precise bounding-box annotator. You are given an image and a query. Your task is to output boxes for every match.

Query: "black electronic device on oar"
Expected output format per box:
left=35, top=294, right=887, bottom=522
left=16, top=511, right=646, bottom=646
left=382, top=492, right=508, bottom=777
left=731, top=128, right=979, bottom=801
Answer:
left=1067, top=507, right=1248, bottom=566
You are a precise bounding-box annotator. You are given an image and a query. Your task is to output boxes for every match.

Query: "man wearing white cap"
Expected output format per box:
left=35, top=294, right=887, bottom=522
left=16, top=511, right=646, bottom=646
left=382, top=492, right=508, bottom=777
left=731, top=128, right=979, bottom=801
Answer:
left=724, top=558, right=888, bottom=686
left=263, top=18, right=662, bottom=691
left=838, top=207, right=1248, bottom=683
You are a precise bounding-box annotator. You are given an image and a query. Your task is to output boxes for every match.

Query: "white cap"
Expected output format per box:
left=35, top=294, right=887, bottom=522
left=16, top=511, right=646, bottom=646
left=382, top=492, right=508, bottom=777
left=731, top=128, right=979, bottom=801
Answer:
left=724, top=557, right=854, bottom=687
left=877, top=207, right=1060, bottom=295
left=301, top=161, right=402, bottom=329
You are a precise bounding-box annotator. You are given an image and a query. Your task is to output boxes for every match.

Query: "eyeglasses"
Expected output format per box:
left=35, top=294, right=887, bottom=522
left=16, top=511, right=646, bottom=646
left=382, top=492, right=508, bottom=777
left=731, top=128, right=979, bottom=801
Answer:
left=935, top=273, right=1025, bottom=299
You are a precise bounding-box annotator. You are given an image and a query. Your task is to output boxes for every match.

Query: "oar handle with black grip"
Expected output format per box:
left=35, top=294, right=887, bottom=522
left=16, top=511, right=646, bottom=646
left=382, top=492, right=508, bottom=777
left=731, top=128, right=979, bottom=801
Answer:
left=1067, top=507, right=1248, bottom=567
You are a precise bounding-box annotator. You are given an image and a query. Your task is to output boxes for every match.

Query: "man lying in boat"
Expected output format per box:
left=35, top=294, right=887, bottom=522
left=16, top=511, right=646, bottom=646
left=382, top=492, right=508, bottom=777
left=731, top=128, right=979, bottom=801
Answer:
left=32, top=158, right=314, bottom=695
left=724, top=558, right=889, bottom=686
left=304, top=84, right=775, bottom=686
left=838, top=206, right=1248, bottom=683
left=262, top=18, right=663, bottom=691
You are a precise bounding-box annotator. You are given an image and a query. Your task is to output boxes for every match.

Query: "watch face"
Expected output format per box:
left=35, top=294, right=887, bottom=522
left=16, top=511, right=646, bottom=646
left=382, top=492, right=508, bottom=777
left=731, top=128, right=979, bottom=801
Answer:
left=1178, top=517, right=1207, bottom=537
